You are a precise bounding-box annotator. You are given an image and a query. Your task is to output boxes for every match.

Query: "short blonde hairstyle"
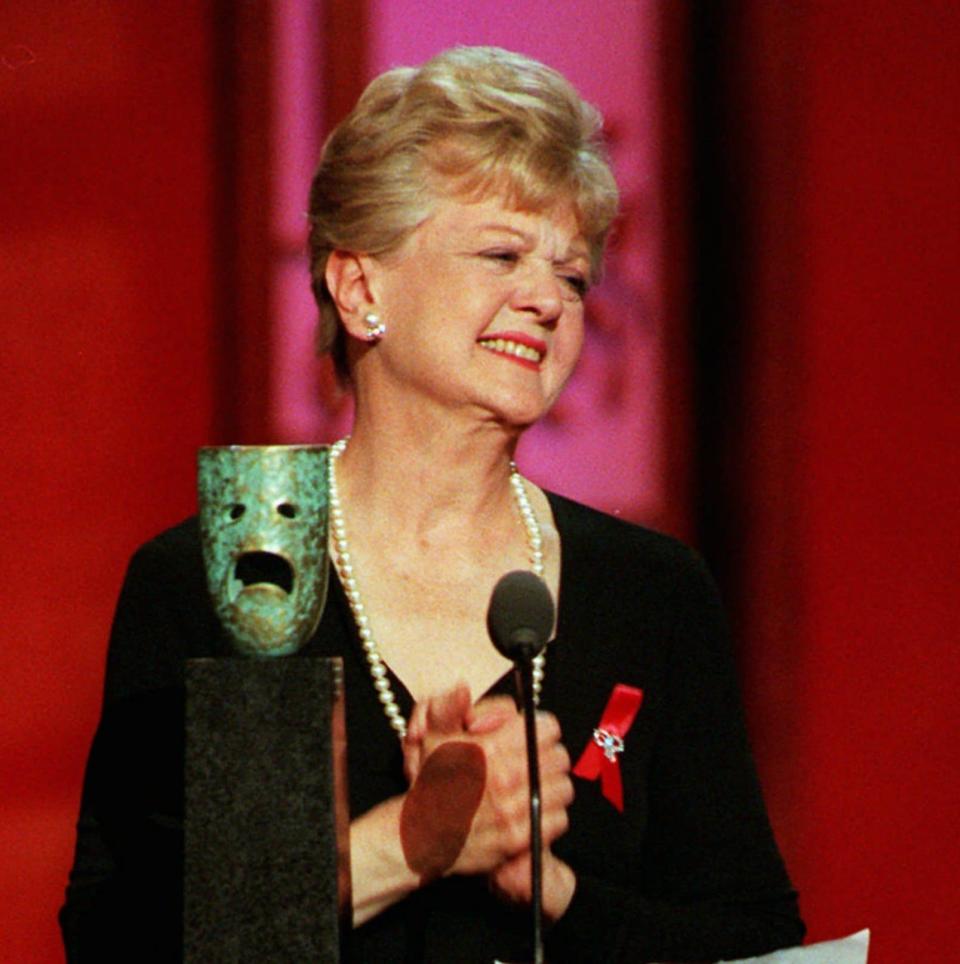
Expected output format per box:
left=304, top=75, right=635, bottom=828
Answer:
left=307, top=46, right=619, bottom=376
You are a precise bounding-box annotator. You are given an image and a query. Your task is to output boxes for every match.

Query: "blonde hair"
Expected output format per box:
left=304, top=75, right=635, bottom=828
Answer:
left=307, top=46, right=619, bottom=376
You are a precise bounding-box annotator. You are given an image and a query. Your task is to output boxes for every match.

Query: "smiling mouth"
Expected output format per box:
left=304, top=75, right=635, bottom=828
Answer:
left=478, top=337, right=544, bottom=368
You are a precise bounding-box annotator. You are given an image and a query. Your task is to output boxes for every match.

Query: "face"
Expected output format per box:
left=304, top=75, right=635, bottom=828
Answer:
left=361, top=193, right=590, bottom=428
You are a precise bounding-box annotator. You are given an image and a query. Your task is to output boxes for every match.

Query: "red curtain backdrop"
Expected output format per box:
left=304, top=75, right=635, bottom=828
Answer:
left=717, top=4, right=960, bottom=960
left=789, top=5, right=959, bottom=952
left=0, top=4, right=218, bottom=960
left=2, top=3, right=958, bottom=962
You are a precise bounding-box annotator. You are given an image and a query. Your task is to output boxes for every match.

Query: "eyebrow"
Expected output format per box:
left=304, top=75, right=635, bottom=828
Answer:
left=475, top=223, right=589, bottom=265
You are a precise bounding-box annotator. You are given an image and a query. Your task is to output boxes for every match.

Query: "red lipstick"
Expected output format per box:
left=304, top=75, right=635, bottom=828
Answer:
left=477, top=331, right=547, bottom=371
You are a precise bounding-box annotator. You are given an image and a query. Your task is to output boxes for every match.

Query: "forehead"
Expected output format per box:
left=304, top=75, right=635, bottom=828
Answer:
left=410, top=192, right=588, bottom=259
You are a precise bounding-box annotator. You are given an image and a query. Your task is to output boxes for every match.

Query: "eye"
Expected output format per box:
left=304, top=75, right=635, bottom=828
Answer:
left=228, top=504, right=246, bottom=521
left=559, top=273, right=589, bottom=298
left=481, top=249, right=520, bottom=266
left=276, top=502, right=298, bottom=519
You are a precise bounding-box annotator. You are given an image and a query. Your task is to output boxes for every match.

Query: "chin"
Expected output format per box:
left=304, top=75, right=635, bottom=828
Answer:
left=490, top=395, right=551, bottom=430
left=477, top=376, right=559, bottom=429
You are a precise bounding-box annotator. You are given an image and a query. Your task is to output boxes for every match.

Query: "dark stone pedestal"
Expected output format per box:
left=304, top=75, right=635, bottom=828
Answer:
left=184, top=657, right=350, bottom=962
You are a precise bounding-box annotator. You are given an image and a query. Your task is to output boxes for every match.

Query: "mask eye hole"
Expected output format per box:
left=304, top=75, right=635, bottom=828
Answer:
left=228, top=504, right=246, bottom=521
left=277, top=502, right=297, bottom=519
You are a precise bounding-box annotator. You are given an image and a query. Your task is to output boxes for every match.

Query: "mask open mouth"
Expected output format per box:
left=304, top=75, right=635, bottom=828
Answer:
left=234, top=552, right=294, bottom=594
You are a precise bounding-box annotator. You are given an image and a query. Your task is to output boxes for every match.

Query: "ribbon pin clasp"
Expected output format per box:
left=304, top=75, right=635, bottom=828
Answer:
left=593, top=727, right=625, bottom=762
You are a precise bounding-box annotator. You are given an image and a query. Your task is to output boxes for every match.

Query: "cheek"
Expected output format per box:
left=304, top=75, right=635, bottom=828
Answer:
left=553, top=312, right=585, bottom=374
left=386, top=269, right=478, bottom=342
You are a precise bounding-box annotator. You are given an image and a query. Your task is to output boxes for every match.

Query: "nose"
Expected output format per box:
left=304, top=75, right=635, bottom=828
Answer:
left=510, top=264, right=563, bottom=326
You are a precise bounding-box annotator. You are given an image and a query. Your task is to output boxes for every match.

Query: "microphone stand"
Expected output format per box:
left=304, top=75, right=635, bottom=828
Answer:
left=514, top=650, right=544, bottom=964
left=487, top=570, right=554, bottom=964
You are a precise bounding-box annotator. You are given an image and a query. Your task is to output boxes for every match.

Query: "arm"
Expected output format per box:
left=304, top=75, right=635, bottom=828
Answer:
left=349, top=686, right=474, bottom=927
left=543, top=548, right=804, bottom=963
left=62, top=524, right=570, bottom=956
left=350, top=686, right=574, bottom=927
left=60, top=522, right=218, bottom=960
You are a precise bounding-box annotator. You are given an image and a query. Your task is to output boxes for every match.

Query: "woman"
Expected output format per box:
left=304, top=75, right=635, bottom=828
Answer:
left=61, top=47, right=804, bottom=961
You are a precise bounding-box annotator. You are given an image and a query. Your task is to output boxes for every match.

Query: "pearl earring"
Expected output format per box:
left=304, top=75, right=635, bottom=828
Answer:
left=363, top=312, right=386, bottom=341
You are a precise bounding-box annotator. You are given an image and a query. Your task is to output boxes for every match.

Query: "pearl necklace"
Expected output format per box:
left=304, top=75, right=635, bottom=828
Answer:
left=327, top=437, right=547, bottom=739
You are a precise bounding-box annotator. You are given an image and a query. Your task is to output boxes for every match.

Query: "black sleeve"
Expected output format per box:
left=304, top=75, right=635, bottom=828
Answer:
left=547, top=547, right=805, bottom=963
left=59, top=521, right=220, bottom=962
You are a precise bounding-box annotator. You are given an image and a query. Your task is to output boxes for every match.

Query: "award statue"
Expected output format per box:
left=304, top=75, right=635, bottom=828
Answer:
left=186, top=444, right=349, bottom=962
left=197, top=444, right=330, bottom=656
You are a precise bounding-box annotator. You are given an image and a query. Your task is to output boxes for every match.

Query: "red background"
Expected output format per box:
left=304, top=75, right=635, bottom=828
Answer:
left=2, top=3, right=958, bottom=961
left=1, top=5, right=217, bottom=960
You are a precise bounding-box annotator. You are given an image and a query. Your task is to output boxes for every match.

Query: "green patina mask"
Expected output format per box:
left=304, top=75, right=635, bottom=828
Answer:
left=197, top=445, right=329, bottom=657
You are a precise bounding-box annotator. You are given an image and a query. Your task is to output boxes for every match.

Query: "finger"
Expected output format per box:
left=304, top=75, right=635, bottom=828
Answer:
left=538, top=774, right=575, bottom=815
left=490, top=849, right=576, bottom=921
left=461, top=707, right=561, bottom=767
left=473, top=695, right=518, bottom=715
left=482, top=773, right=571, bottom=843
left=533, top=711, right=562, bottom=747
left=472, top=709, right=548, bottom=759
left=537, top=779, right=573, bottom=812
left=538, top=742, right=572, bottom=779
left=466, top=697, right=517, bottom=735
left=468, top=695, right=518, bottom=725
left=402, top=737, right=423, bottom=784
left=467, top=710, right=513, bottom=735
left=403, top=701, right=431, bottom=782
left=473, top=733, right=561, bottom=803
left=425, top=681, right=472, bottom=734
left=406, top=699, right=428, bottom=743
left=490, top=852, right=532, bottom=904
left=540, top=804, right=571, bottom=845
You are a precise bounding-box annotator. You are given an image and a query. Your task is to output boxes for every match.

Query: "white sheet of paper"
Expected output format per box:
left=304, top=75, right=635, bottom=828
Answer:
left=714, top=929, right=870, bottom=964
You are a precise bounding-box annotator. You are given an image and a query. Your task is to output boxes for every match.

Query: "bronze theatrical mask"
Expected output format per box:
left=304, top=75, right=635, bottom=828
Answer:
left=197, top=445, right=329, bottom=656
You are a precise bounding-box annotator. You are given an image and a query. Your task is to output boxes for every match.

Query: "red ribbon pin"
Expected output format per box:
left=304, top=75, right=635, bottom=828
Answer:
left=572, top=684, right=643, bottom=812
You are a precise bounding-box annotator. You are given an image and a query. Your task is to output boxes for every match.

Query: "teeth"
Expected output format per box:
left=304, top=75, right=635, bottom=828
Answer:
left=479, top=338, right=543, bottom=363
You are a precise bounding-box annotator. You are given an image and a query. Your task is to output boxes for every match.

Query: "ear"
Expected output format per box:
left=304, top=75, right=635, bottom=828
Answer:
left=325, top=250, right=380, bottom=341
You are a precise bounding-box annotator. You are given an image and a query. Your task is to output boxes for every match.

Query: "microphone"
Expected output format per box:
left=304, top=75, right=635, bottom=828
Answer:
left=486, top=570, right=555, bottom=663
left=486, top=570, right=555, bottom=964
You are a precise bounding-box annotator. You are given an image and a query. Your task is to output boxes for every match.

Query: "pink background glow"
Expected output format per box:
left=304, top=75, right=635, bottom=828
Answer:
left=270, top=0, right=668, bottom=522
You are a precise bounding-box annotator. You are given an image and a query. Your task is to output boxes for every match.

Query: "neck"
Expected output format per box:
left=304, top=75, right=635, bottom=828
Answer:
left=338, top=408, right=523, bottom=541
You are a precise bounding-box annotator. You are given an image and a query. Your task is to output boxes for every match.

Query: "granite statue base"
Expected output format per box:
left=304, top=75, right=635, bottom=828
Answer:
left=184, top=656, right=349, bottom=962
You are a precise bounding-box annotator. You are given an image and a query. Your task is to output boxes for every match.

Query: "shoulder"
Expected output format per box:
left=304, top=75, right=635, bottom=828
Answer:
left=542, top=494, right=739, bottom=726
left=104, top=516, right=220, bottom=703
left=127, top=515, right=203, bottom=570
left=544, top=490, right=729, bottom=667
left=117, top=516, right=208, bottom=605
left=117, top=516, right=208, bottom=603
left=546, top=490, right=712, bottom=596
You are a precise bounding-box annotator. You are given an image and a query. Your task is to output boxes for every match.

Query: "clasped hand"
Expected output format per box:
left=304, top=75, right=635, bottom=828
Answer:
left=401, top=684, right=576, bottom=920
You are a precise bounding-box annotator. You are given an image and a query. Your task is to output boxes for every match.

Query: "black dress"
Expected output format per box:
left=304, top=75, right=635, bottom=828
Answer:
left=60, top=492, right=804, bottom=962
